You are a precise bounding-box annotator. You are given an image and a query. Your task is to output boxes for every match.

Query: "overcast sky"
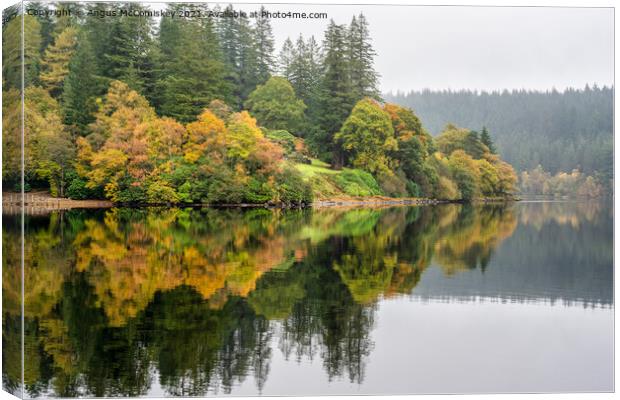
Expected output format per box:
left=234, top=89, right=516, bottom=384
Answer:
left=141, top=3, right=613, bottom=93
left=220, top=4, right=612, bottom=93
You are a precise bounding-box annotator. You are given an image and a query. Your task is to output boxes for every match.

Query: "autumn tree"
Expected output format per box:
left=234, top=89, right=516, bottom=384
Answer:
left=77, top=81, right=159, bottom=201
left=40, top=27, right=78, bottom=98
left=448, top=150, right=480, bottom=200
left=336, top=98, right=397, bottom=175
left=384, top=103, right=437, bottom=196
left=3, top=87, right=75, bottom=195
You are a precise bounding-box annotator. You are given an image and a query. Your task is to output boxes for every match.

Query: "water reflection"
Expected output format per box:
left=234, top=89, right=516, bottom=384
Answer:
left=2, top=202, right=613, bottom=397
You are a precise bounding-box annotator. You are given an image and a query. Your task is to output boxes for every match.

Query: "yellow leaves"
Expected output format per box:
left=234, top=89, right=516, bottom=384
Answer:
left=184, top=109, right=227, bottom=161
left=136, top=117, right=185, bottom=162
left=89, top=149, right=127, bottom=177
left=40, top=27, right=78, bottom=96
left=227, top=111, right=264, bottom=160
left=183, top=148, right=201, bottom=164
left=89, top=81, right=156, bottom=147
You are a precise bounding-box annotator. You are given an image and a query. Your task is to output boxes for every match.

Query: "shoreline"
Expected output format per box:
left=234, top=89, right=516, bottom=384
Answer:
left=2, top=192, right=518, bottom=213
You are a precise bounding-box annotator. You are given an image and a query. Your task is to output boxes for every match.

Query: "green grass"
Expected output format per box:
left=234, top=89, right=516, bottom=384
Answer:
left=294, top=159, right=383, bottom=199
left=295, top=159, right=339, bottom=179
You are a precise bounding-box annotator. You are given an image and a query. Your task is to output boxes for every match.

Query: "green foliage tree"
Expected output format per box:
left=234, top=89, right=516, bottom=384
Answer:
left=287, top=35, right=322, bottom=137
left=3, top=15, right=42, bottom=89
left=315, top=20, right=353, bottom=166
left=336, top=98, right=397, bottom=175
left=278, top=37, right=295, bottom=81
left=347, top=14, right=380, bottom=101
left=254, top=6, right=275, bottom=84
left=157, top=4, right=230, bottom=122
left=105, top=3, right=156, bottom=94
left=62, top=30, right=101, bottom=133
left=480, top=126, right=496, bottom=154
left=245, top=77, right=306, bottom=133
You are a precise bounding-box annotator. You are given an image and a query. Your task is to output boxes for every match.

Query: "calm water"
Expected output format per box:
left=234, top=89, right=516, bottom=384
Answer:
left=2, top=201, right=614, bottom=397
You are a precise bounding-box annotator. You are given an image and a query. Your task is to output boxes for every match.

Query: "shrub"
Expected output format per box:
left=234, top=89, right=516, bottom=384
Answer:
left=334, top=169, right=383, bottom=197
left=276, top=167, right=313, bottom=204
left=377, top=171, right=408, bottom=198
left=265, top=129, right=297, bottom=154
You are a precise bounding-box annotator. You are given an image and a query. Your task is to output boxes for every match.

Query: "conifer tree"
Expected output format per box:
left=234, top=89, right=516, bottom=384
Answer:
left=278, top=37, right=295, bottom=81
left=157, top=4, right=230, bottom=122
left=40, top=27, right=78, bottom=98
left=104, top=3, right=156, bottom=94
left=237, top=15, right=259, bottom=104
left=254, top=6, right=275, bottom=83
left=315, top=20, right=353, bottom=167
left=287, top=35, right=322, bottom=136
left=27, top=1, right=55, bottom=52
left=480, top=126, right=496, bottom=154
left=62, top=31, right=101, bottom=133
left=347, top=13, right=380, bottom=101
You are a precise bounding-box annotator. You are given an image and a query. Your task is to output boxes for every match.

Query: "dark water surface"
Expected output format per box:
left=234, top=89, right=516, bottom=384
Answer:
left=2, top=201, right=613, bottom=397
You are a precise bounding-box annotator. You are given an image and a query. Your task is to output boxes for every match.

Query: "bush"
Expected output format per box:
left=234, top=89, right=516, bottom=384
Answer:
left=406, top=180, right=420, bottom=197
left=377, top=171, right=408, bottom=198
left=436, top=176, right=460, bottom=200
left=276, top=167, right=313, bottom=204
left=334, top=169, right=383, bottom=197
left=13, top=182, right=32, bottom=193
left=265, top=129, right=297, bottom=154
left=66, top=171, right=101, bottom=199
left=244, top=178, right=274, bottom=204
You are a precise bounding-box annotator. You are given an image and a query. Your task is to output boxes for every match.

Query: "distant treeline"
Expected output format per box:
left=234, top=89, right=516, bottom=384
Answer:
left=385, top=87, right=613, bottom=183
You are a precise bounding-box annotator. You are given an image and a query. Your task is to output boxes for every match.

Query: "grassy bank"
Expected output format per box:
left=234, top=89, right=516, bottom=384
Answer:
left=294, top=159, right=384, bottom=200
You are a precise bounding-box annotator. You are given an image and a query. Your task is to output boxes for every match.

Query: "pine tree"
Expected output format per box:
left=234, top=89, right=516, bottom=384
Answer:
left=315, top=20, right=353, bottom=167
left=237, top=15, right=259, bottom=104
left=104, top=3, right=156, bottom=94
left=347, top=13, right=380, bottom=101
left=287, top=35, right=322, bottom=136
left=304, top=36, right=323, bottom=123
left=157, top=4, right=231, bottom=122
left=278, top=37, right=295, bottom=81
left=289, top=35, right=309, bottom=97
left=40, top=27, right=78, bottom=98
left=27, top=1, right=55, bottom=52
left=217, top=5, right=243, bottom=108
left=480, top=126, right=496, bottom=154
left=62, top=32, right=101, bottom=133
left=254, top=6, right=275, bottom=83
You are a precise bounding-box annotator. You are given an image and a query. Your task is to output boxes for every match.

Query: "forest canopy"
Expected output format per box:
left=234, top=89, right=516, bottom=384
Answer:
left=7, top=2, right=606, bottom=203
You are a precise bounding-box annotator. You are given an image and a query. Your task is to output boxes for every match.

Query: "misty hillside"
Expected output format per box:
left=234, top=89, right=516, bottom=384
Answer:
left=385, top=86, right=613, bottom=178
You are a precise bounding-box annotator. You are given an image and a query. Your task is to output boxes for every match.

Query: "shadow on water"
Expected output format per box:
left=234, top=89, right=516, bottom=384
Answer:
left=2, top=201, right=613, bottom=397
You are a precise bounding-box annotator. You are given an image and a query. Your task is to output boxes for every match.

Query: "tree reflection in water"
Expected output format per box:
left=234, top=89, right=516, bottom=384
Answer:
left=2, top=201, right=610, bottom=397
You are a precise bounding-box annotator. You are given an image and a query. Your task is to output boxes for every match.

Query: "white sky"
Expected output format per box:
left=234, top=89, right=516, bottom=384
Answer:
left=99, top=2, right=614, bottom=93
left=258, top=4, right=614, bottom=93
